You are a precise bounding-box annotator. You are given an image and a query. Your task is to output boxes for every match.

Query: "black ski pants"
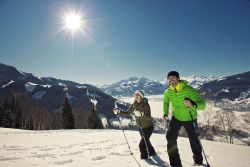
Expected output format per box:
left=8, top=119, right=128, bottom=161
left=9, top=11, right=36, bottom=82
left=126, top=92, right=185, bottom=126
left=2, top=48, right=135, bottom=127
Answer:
left=166, top=116, right=203, bottom=166
left=139, top=126, right=156, bottom=159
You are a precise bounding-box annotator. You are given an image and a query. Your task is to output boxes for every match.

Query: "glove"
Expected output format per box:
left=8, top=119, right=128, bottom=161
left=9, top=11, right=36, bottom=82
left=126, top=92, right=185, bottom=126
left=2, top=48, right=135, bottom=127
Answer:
left=113, top=108, right=120, bottom=115
left=134, top=110, right=144, bottom=117
left=184, top=97, right=198, bottom=108
left=163, top=114, right=170, bottom=127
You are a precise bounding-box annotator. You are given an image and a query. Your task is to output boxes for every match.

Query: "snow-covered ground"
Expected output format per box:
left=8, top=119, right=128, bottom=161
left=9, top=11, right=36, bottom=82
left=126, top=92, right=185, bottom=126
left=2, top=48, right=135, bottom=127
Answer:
left=1, top=128, right=250, bottom=167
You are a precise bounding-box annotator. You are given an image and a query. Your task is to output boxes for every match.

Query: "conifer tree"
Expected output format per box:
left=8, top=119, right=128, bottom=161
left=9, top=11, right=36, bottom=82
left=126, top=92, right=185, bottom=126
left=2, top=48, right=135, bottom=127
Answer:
left=87, top=101, right=103, bottom=129
left=1, top=99, right=15, bottom=128
left=61, top=97, right=75, bottom=129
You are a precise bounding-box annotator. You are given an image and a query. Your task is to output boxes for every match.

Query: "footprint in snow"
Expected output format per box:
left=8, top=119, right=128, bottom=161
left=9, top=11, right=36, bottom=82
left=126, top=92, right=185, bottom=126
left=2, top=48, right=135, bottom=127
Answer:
left=109, top=152, right=130, bottom=156
left=97, top=140, right=111, bottom=143
left=85, top=147, right=99, bottom=151
left=40, top=148, right=53, bottom=151
left=3, top=145, right=26, bottom=151
left=0, top=157, right=22, bottom=161
left=103, top=146, right=112, bottom=150
left=3, top=145, right=19, bottom=148
left=91, top=155, right=106, bottom=161
left=60, top=151, right=83, bottom=156
left=4, top=148, right=26, bottom=151
left=30, top=153, right=55, bottom=158
left=53, top=159, right=73, bottom=165
left=31, top=146, right=43, bottom=149
left=58, top=145, right=75, bottom=149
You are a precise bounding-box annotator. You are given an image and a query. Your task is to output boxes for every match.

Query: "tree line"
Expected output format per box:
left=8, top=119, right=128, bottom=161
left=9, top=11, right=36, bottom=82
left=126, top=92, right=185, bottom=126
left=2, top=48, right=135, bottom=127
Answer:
left=0, top=92, right=104, bottom=130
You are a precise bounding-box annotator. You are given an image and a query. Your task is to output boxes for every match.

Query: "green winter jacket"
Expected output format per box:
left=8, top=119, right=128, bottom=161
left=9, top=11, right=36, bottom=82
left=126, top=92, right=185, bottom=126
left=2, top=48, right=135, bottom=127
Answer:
left=163, top=80, right=206, bottom=121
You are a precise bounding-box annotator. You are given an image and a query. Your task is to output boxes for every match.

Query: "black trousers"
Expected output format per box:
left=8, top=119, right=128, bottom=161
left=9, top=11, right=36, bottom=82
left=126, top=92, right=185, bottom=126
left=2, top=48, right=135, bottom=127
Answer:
left=139, top=126, right=156, bottom=159
left=166, top=117, right=203, bottom=166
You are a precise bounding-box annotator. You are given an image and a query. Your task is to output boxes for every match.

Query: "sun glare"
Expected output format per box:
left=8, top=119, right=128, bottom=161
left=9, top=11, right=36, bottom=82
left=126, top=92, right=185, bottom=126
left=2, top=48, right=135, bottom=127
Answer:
left=54, top=6, right=91, bottom=40
left=64, top=12, right=83, bottom=32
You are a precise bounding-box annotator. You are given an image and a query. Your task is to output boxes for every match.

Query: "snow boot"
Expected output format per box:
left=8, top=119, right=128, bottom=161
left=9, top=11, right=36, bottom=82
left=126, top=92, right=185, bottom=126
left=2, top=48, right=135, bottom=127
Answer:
left=149, top=151, right=157, bottom=157
left=141, top=153, right=150, bottom=160
left=193, top=155, right=203, bottom=165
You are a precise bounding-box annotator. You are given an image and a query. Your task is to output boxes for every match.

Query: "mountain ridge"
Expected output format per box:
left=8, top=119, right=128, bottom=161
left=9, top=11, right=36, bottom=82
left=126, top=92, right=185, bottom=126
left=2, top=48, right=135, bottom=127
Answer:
left=101, top=75, right=217, bottom=97
left=0, top=62, right=121, bottom=121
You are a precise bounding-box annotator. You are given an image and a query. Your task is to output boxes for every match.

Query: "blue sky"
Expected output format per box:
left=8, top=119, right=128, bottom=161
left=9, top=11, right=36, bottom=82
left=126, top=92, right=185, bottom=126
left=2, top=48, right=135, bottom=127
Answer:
left=0, top=0, right=250, bottom=84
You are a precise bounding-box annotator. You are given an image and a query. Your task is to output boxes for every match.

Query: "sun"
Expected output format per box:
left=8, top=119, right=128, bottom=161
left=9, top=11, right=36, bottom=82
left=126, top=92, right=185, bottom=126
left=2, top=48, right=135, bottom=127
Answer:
left=53, top=6, right=91, bottom=40
left=64, top=12, right=83, bottom=32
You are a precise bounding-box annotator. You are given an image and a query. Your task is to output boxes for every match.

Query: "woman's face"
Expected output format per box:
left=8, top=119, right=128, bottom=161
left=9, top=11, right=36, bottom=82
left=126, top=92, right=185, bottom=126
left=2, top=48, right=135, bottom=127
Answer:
left=134, top=93, right=142, bottom=103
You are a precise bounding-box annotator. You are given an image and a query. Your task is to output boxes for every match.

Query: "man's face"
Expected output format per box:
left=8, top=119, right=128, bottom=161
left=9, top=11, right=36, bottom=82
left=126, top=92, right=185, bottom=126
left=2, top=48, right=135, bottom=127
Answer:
left=168, top=76, right=180, bottom=86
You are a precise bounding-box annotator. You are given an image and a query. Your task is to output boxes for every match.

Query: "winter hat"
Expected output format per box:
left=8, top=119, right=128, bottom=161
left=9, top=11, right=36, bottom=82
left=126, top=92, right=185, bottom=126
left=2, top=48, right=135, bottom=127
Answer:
left=167, top=71, right=180, bottom=78
left=134, top=90, right=144, bottom=98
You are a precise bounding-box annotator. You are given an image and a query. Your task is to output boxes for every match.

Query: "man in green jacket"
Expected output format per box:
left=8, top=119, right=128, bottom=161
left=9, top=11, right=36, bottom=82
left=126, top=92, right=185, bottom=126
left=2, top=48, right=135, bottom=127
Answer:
left=163, top=71, right=206, bottom=167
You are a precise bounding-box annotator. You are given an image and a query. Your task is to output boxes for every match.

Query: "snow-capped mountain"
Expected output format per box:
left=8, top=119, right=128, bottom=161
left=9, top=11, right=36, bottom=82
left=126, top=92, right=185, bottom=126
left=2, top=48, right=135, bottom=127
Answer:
left=199, top=71, right=250, bottom=101
left=199, top=71, right=250, bottom=111
left=101, top=77, right=166, bottom=97
left=0, top=62, right=123, bottom=120
left=102, top=76, right=217, bottom=97
left=102, top=73, right=250, bottom=111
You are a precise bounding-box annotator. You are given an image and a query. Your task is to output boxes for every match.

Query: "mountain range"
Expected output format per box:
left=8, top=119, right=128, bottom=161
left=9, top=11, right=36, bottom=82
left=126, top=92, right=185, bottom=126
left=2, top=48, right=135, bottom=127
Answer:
left=199, top=71, right=250, bottom=111
left=101, top=76, right=217, bottom=97
left=101, top=77, right=167, bottom=97
left=0, top=63, right=121, bottom=120
left=1, top=62, right=249, bottom=115
left=101, top=72, right=250, bottom=111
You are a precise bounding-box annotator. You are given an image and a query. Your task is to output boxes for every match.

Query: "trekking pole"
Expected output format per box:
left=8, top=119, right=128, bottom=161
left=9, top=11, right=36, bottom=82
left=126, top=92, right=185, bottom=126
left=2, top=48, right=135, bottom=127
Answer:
left=188, top=108, right=211, bottom=167
left=116, top=114, right=141, bottom=167
left=117, top=115, right=133, bottom=154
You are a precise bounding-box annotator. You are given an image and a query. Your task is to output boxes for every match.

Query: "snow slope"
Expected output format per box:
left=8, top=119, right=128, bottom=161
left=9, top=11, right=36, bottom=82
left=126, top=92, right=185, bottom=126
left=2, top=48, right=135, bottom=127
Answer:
left=1, top=128, right=250, bottom=167
left=1, top=80, right=14, bottom=88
